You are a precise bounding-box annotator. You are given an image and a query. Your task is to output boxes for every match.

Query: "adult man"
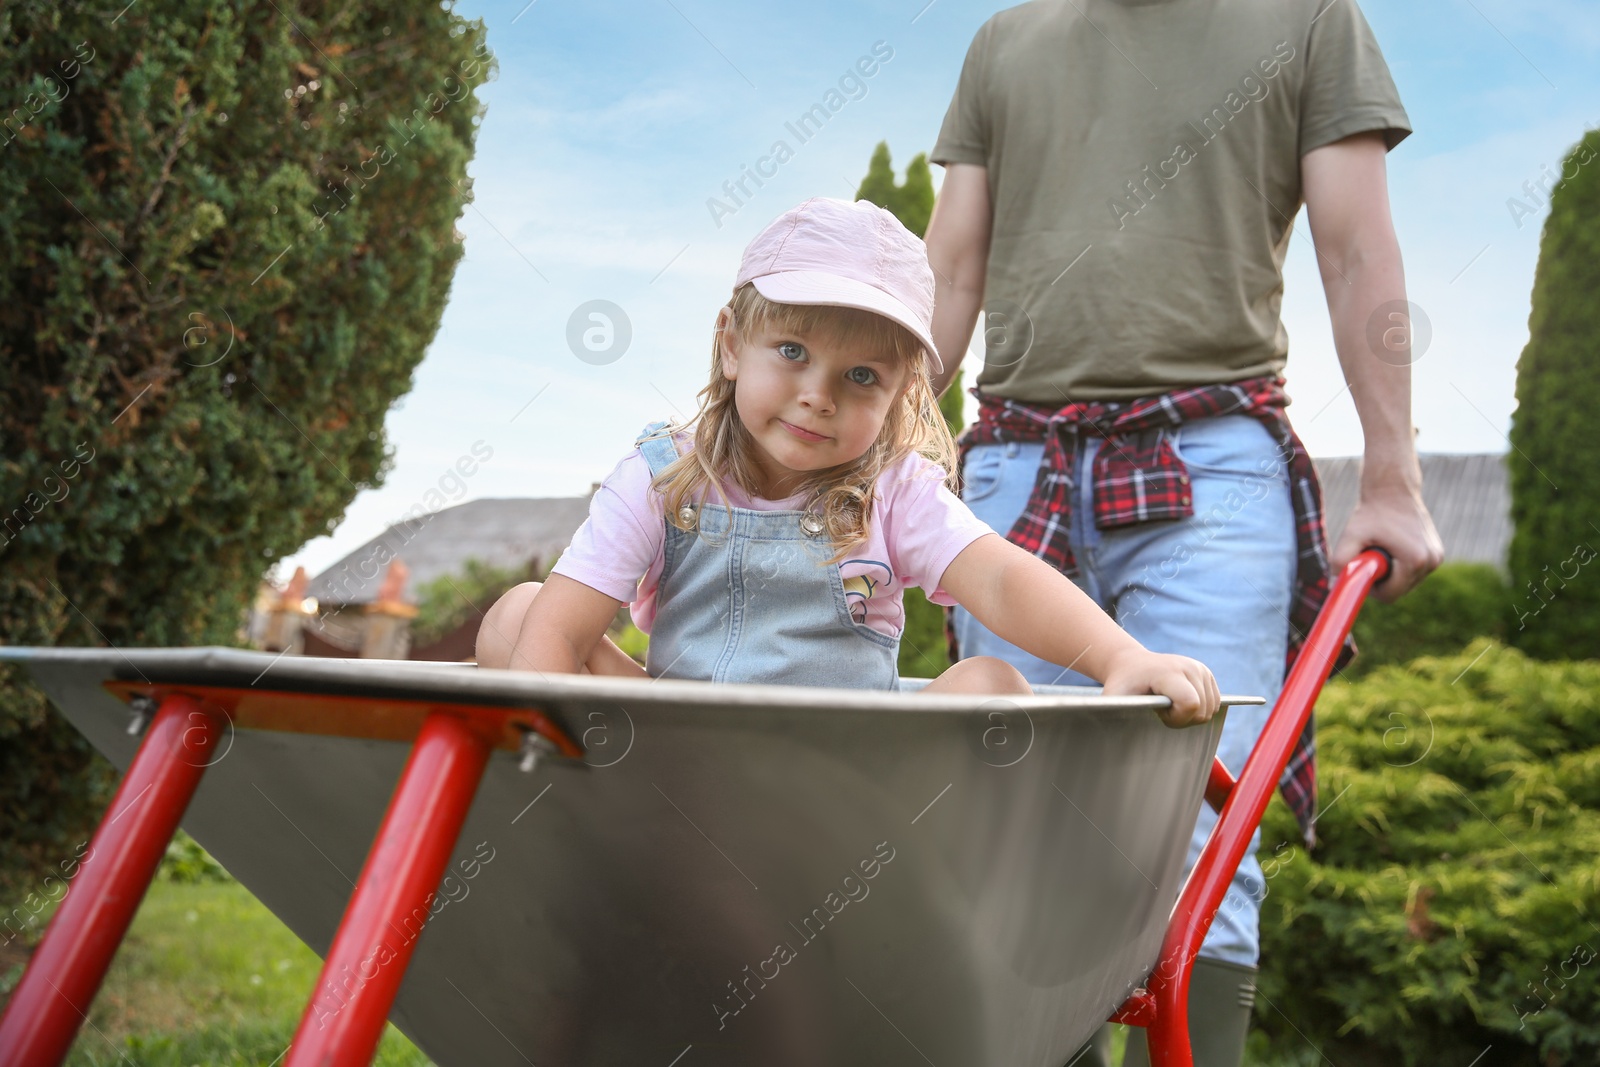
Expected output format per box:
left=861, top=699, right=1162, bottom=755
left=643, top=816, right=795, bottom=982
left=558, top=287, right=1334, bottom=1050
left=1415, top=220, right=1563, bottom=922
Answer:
left=924, top=1, right=1443, bottom=1063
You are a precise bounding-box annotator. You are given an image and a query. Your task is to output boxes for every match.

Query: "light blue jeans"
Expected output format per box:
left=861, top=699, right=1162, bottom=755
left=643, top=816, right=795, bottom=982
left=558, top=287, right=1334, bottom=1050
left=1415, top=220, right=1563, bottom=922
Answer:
left=951, top=414, right=1298, bottom=966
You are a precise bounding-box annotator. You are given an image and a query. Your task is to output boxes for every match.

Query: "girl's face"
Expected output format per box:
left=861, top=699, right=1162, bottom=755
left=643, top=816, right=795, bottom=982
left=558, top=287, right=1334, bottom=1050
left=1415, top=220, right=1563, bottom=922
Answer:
left=718, top=307, right=911, bottom=499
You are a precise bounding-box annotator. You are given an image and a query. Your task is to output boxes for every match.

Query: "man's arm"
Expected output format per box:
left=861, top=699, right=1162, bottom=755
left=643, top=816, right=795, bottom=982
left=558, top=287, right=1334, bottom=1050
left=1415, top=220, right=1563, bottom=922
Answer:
left=924, top=163, right=991, bottom=398
left=1302, top=131, right=1443, bottom=601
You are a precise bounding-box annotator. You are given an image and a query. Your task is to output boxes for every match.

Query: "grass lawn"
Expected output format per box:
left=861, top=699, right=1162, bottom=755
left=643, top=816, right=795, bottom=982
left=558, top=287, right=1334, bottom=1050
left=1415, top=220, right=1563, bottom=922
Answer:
left=10, top=876, right=433, bottom=1067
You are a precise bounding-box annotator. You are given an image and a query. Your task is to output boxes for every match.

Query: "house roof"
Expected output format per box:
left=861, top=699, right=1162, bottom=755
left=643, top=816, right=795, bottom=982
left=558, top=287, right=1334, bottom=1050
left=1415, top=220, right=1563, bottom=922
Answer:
left=308, top=453, right=1512, bottom=605
left=308, top=496, right=592, bottom=605
left=1314, top=453, right=1511, bottom=567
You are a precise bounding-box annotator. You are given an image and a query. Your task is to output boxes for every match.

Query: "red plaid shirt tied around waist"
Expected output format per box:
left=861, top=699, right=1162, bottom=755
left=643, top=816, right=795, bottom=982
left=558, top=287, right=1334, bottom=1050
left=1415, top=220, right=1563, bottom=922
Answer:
left=957, top=376, right=1352, bottom=847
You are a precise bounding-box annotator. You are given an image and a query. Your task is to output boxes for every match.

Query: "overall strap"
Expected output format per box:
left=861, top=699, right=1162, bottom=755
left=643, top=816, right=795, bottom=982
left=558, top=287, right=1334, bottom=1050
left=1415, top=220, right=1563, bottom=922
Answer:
left=635, top=421, right=683, bottom=478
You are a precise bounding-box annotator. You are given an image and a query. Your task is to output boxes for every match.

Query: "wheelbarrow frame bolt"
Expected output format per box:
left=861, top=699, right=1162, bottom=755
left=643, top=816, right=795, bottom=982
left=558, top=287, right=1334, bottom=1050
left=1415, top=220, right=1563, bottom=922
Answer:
left=126, top=694, right=157, bottom=737
left=518, top=729, right=556, bottom=774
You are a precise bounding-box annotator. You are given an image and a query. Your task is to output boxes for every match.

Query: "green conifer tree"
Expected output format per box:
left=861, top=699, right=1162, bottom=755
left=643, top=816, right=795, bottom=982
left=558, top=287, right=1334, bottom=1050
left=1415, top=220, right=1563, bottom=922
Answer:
left=857, top=141, right=898, bottom=212
left=855, top=141, right=935, bottom=243
left=1507, top=129, right=1600, bottom=660
left=0, top=0, right=493, bottom=898
left=888, top=152, right=935, bottom=240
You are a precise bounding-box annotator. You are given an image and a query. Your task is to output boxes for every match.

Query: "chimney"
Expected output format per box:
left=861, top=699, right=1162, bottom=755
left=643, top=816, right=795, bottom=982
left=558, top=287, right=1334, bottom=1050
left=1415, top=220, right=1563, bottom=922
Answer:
left=262, top=566, right=318, bottom=654
left=362, top=559, right=418, bottom=659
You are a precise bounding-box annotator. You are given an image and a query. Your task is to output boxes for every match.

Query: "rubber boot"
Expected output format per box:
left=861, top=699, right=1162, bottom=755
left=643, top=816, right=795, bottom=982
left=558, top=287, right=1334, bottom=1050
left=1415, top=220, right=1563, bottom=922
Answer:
left=1065, top=1023, right=1114, bottom=1066
left=1120, top=957, right=1256, bottom=1067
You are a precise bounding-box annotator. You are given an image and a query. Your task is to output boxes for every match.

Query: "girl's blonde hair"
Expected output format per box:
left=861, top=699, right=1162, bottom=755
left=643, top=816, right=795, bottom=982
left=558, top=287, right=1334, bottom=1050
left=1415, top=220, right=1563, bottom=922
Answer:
left=651, top=282, right=958, bottom=561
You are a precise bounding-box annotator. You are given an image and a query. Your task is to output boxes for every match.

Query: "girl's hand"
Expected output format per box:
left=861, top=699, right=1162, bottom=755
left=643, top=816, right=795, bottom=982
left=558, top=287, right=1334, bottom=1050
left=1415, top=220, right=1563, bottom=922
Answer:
left=938, top=537, right=1222, bottom=725
left=1101, top=649, right=1222, bottom=728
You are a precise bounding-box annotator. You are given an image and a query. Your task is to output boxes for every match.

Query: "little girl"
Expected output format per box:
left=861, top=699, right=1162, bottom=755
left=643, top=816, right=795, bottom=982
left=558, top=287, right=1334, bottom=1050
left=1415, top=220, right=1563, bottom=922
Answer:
left=478, top=197, right=1218, bottom=724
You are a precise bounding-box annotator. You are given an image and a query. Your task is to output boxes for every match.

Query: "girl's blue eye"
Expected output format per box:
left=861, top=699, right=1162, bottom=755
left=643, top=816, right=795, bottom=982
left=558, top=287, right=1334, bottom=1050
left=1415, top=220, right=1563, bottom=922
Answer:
left=846, top=366, right=878, bottom=386
left=777, top=342, right=806, bottom=362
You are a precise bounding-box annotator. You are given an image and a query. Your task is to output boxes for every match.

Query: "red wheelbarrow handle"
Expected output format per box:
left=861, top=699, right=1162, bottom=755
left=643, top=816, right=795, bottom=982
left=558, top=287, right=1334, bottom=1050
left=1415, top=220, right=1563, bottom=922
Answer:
left=1113, top=547, right=1392, bottom=1065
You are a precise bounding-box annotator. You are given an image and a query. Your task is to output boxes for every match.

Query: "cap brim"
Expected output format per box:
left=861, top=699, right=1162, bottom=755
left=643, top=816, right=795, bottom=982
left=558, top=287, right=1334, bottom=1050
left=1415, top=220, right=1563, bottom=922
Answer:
left=750, top=272, right=943, bottom=374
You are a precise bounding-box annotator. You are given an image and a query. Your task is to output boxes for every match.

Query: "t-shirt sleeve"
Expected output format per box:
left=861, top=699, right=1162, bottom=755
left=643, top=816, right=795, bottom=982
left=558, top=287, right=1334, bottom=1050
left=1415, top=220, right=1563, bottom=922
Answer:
left=1298, top=0, right=1411, bottom=156
left=880, top=458, right=998, bottom=607
left=930, top=17, right=994, bottom=168
left=549, top=451, right=663, bottom=605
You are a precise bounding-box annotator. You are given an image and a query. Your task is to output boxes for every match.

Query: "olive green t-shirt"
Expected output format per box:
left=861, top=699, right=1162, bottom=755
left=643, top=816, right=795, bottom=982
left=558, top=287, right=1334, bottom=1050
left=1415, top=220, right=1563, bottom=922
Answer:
left=930, top=0, right=1410, bottom=401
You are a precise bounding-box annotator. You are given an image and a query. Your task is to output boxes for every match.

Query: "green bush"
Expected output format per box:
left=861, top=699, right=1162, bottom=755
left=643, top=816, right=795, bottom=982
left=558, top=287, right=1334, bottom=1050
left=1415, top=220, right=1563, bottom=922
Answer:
left=412, top=557, right=529, bottom=649
left=158, top=830, right=230, bottom=885
left=1508, top=128, right=1600, bottom=661
left=1, top=0, right=491, bottom=900
left=0, top=684, right=115, bottom=910
left=897, top=588, right=952, bottom=679
left=1255, top=641, right=1600, bottom=1066
left=1342, top=562, right=1510, bottom=678
left=612, top=620, right=649, bottom=665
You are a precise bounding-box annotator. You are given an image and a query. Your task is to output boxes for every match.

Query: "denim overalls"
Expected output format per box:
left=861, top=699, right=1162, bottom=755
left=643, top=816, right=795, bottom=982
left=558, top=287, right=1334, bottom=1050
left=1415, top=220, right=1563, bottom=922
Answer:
left=636, top=423, right=900, bottom=691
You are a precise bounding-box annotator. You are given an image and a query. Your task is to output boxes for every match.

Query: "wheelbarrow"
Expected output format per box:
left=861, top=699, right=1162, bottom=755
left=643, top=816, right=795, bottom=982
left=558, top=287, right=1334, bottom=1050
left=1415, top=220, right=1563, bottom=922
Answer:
left=0, top=550, right=1390, bottom=1066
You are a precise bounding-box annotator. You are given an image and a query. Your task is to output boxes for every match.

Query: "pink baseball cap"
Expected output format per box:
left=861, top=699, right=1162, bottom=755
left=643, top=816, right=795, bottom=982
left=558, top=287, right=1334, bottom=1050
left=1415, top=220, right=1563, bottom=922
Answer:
left=733, top=197, right=943, bottom=373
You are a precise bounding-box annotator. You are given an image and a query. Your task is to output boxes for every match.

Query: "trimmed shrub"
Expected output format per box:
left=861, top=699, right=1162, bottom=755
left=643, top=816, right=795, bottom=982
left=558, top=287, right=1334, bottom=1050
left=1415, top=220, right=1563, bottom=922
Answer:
left=1255, top=641, right=1600, bottom=1066
left=1508, top=128, right=1600, bottom=661
left=159, top=830, right=230, bottom=885
left=1, top=0, right=491, bottom=902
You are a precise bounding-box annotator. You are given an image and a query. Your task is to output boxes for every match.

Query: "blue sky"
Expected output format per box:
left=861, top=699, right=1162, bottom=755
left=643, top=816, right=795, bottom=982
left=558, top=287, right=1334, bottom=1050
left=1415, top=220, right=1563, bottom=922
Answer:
left=280, top=0, right=1600, bottom=581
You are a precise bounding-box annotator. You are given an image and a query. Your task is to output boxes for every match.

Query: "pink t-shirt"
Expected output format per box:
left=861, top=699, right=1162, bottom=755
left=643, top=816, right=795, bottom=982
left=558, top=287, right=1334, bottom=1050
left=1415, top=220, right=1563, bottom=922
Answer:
left=551, top=438, right=996, bottom=639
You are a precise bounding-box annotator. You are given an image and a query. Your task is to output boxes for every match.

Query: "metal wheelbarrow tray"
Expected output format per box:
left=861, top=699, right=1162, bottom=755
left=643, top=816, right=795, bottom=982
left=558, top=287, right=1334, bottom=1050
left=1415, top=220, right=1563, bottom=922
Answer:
left=0, top=551, right=1390, bottom=1067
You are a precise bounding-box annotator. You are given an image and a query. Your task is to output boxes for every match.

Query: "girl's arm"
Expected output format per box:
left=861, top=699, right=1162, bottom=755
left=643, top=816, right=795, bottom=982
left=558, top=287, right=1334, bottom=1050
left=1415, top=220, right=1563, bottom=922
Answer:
left=503, top=574, right=626, bottom=675
left=938, top=534, right=1221, bottom=725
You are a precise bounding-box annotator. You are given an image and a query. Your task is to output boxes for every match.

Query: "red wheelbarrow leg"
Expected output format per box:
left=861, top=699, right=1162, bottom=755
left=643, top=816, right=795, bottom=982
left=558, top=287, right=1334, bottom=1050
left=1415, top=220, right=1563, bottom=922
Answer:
left=1203, top=759, right=1236, bottom=814
left=285, top=709, right=493, bottom=1067
left=1137, top=549, right=1391, bottom=1067
left=0, top=693, right=225, bottom=1067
